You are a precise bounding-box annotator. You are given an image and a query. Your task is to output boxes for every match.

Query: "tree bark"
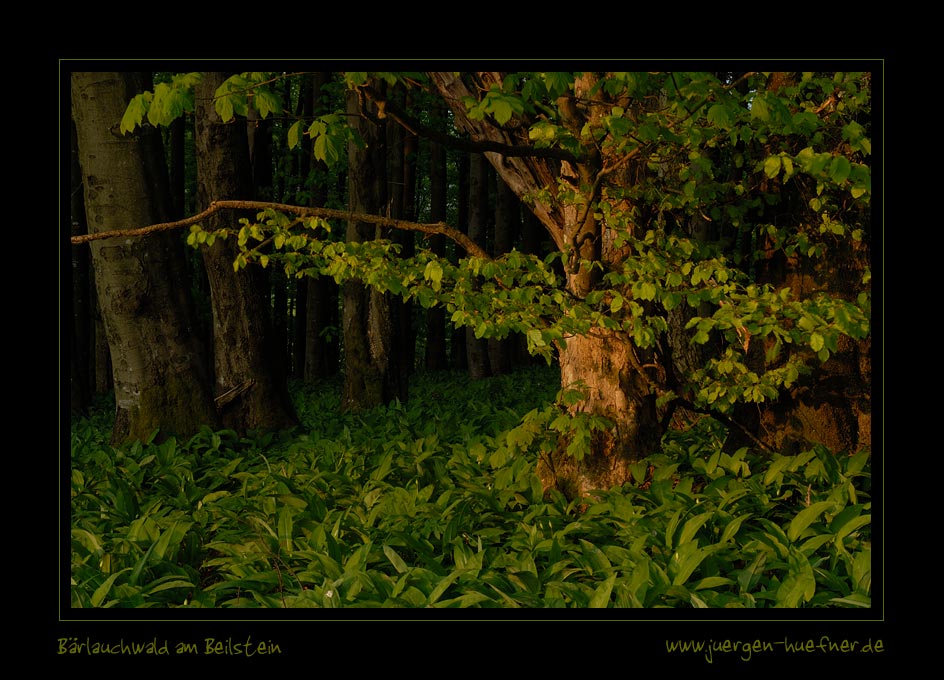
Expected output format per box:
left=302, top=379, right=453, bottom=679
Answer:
left=424, top=139, right=449, bottom=371
left=430, top=71, right=662, bottom=496
left=194, top=72, right=297, bottom=432
left=71, top=71, right=217, bottom=443
left=303, top=73, right=341, bottom=382
left=487, top=174, right=517, bottom=374
left=70, top=119, right=91, bottom=415
left=465, top=152, right=492, bottom=380
left=341, top=82, right=407, bottom=411
left=386, top=102, right=416, bottom=378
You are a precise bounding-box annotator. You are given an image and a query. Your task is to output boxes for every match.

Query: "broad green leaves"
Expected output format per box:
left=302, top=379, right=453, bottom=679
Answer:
left=120, top=72, right=203, bottom=134
left=72, top=385, right=871, bottom=608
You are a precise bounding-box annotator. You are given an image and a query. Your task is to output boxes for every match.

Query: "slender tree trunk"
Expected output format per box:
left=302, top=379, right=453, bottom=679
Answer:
left=424, top=139, right=449, bottom=371
left=194, top=72, right=297, bottom=432
left=303, top=73, right=341, bottom=382
left=342, top=83, right=406, bottom=410
left=386, top=106, right=416, bottom=377
left=465, top=153, right=491, bottom=379
left=71, top=71, right=217, bottom=443
left=488, top=175, right=517, bottom=374
left=400, top=109, right=419, bottom=374
left=451, top=151, right=469, bottom=371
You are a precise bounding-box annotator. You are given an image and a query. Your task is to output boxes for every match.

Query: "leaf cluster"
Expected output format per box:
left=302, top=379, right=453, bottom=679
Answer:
left=71, top=369, right=870, bottom=609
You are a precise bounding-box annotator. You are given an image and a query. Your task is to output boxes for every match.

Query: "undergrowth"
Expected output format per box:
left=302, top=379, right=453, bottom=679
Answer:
left=68, top=366, right=871, bottom=609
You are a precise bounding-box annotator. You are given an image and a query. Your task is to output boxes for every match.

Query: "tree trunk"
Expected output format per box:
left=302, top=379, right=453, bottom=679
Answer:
left=302, top=73, right=341, bottom=382
left=487, top=174, right=517, bottom=374
left=541, top=331, right=662, bottom=499
left=465, top=153, right=491, bottom=380
left=450, top=150, right=469, bottom=371
left=70, top=119, right=91, bottom=415
left=745, top=73, right=871, bottom=456
left=430, top=71, right=661, bottom=497
left=194, top=72, right=297, bottom=432
left=341, top=83, right=406, bottom=411
left=424, top=139, right=449, bottom=371
left=386, top=106, right=416, bottom=377
left=71, top=71, right=217, bottom=443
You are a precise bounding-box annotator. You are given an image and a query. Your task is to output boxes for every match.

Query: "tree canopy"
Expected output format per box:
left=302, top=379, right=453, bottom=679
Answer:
left=112, top=69, right=872, bottom=434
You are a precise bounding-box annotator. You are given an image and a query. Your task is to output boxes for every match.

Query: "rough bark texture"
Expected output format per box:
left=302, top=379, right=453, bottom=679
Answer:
left=431, top=72, right=661, bottom=496
left=341, top=84, right=407, bottom=411
left=541, top=331, right=662, bottom=499
left=194, top=72, right=297, bottom=432
left=71, top=72, right=217, bottom=443
left=755, top=236, right=871, bottom=454
left=70, top=120, right=91, bottom=415
left=748, top=73, right=871, bottom=455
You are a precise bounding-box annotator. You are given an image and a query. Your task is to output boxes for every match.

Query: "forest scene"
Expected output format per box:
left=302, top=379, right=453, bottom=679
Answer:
left=66, top=67, right=876, bottom=614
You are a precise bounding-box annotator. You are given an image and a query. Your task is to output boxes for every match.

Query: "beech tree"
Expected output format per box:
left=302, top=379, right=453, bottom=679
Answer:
left=71, top=72, right=218, bottom=443
left=193, top=72, right=297, bottom=431
left=108, top=69, right=872, bottom=499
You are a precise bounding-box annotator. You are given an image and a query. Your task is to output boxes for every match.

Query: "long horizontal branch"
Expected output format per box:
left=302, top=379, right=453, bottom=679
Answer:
left=69, top=200, right=492, bottom=261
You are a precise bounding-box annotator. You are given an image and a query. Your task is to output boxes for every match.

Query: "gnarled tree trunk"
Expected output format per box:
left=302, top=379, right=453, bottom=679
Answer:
left=431, top=71, right=662, bottom=497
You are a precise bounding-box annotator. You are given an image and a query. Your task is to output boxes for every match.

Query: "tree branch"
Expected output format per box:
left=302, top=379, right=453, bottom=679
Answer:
left=69, top=200, right=492, bottom=261
left=358, top=83, right=583, bottom=164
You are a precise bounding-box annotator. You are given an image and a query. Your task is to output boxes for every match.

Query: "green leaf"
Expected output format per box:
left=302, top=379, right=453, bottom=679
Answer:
left=764, top=156, right=782, bottom=179
left=91, top=569, right=131, bottom=607
left=672, top=544, right=711, bottom=586
left=120, top=94, right=148, bottom=134
left=424, top=260, right=443, bottom=290
left=383, top=545, right=409, bottom=574
left=787, top=500, right=834, bottom=542
left=527, top=328, right=546, bottom=348
left=719, top=514, right=752, bottom=544
left=287, top=120, right=302, bottom=150
left=829, top=156, right=851, bottom=183
left=278, top=507, right=294, bottom=554
left=678, top=511, right=712, bottom=546
left=809, top=332, right=824, bottom=352
left=707, top=103, right=732, bottom=129
left=589, top=573, right=616, bottom=608
left=427, top=569, right=462, bottom=605
left=314, top=132, right=342, bottom=166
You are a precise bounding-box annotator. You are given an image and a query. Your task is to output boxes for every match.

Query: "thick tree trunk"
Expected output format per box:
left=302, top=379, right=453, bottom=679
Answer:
left=755, top=234, right=871, bottom=455
left=541, top=332, right=662, bottom=499
left=194, top=72, right=297, bottom=432
left=71, top=72, right=217, bottom=443
left=430, top=71, right=662, bottom=498
left=70, top=120, right=91, bottom=415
